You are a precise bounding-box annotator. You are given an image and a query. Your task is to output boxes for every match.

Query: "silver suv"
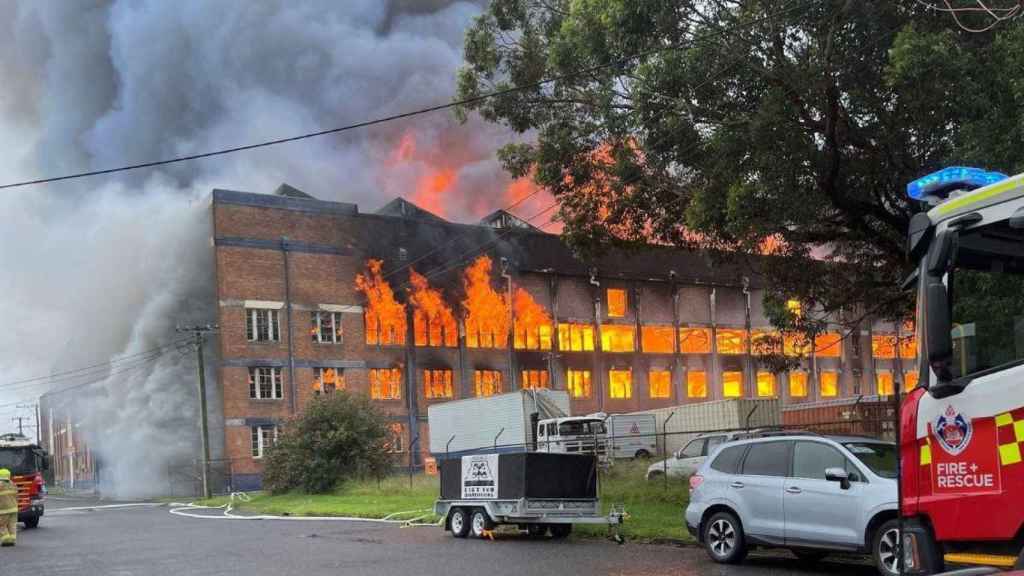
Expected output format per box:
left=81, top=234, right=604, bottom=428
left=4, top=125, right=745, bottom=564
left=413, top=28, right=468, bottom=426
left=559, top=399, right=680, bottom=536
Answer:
left=685, top=435, right=899, bottom=576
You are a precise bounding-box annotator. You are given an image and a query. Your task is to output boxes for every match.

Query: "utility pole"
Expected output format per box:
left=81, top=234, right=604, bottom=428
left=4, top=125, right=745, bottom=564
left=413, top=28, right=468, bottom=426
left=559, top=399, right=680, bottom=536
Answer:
left=177, top=324, right=218, bottom=499
left=11, top=416, right=26, bottom=436
left=17, top=404, right=40, bottom=445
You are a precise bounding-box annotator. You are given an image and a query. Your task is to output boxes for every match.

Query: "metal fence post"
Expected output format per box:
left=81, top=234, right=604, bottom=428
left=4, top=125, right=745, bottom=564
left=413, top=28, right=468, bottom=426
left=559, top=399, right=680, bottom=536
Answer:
left=409, top=435, right=420, bottom=489
left=663, top=411, right=677, bottom=491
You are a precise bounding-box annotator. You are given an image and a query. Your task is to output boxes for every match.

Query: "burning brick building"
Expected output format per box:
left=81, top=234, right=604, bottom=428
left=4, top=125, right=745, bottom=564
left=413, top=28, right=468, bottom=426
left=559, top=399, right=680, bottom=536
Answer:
left=213, top=186, right=917, bottom=490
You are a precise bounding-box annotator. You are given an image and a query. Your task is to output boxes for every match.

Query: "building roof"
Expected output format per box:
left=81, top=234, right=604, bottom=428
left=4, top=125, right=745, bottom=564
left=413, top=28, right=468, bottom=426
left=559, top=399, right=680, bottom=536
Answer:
left=478, top=209, right=543, bottom=232
left=375, top=198, right=448, bottom=224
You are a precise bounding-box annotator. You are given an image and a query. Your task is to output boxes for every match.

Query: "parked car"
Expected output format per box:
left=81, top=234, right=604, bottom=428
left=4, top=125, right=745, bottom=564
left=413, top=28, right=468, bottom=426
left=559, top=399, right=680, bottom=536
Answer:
left=685, top=435, right=898, bottom=576
left=645, top=429, right=784, bottom=480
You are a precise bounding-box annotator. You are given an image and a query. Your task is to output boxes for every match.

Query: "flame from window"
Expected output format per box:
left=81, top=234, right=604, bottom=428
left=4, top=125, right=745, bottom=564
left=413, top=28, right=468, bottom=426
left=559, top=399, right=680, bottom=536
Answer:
left=462, top=256, right=510, bottom=348
left=513, top=287, right=552, bottom=350
left=355, top=259, right=407, bottom=345
left=409, top=269, right=457, bottom=347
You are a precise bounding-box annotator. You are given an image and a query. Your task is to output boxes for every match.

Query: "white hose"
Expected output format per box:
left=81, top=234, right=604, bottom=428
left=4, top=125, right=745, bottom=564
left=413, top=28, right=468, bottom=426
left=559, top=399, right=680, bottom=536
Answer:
left=167, top=492, right=442, bottom=527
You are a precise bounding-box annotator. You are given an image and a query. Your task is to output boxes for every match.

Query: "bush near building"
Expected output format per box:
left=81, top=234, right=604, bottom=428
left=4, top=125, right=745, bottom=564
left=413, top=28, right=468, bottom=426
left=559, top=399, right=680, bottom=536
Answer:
left=262, top=392, right=395, bottom=494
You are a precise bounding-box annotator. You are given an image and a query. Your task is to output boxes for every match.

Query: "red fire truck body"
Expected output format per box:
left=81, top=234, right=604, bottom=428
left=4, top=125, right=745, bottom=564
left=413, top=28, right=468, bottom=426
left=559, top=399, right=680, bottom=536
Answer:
left=901, top=167, right=1024, bottom=573
left=0, top=434, right=47, bottom=529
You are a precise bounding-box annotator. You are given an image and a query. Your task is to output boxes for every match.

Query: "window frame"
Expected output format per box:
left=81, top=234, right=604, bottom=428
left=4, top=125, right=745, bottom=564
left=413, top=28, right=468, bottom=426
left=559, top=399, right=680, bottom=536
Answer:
left=422, top=368, right=454, bottom=399
left=608, top=368, right=633, bottom=399
left=313, top=367, right=343, bottom=395
left=311, top=310, right=343, bottom=344
left=251, top=425, right=278, bottom=459
left=370, top=367, right=403, bottom=400
left=738, top=440, right=792, bottom=477
left=791, top=440, right=861, bottom=482
left=648, top=369, right=672, bottom=399
left=606, top=288, right=628, bottom=318
left=567, top=369, right=592, bottom=399
left=249, top=367, right=283, bottom=400
left=246, top=308, right=280, bottom=343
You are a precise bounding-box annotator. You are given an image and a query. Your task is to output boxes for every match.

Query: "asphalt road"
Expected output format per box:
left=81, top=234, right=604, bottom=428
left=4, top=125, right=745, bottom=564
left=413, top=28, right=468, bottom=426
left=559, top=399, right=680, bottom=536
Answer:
left=2, top=498, right=879, bottom=576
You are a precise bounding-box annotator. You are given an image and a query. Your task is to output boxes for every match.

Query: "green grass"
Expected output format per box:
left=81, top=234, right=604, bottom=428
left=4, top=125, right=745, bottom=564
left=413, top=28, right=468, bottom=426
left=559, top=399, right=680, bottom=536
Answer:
left=198, top=461, right=692, bottom=543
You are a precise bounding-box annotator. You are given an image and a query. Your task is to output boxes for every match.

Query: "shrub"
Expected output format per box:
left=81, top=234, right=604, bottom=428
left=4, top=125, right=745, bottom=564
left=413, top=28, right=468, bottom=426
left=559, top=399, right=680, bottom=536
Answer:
left=262, top=391, right=395, bottom=494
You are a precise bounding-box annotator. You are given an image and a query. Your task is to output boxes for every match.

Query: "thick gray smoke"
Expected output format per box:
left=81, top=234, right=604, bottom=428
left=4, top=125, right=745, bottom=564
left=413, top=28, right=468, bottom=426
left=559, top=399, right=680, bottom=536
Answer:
left=0, top=0, right=538, bottom=497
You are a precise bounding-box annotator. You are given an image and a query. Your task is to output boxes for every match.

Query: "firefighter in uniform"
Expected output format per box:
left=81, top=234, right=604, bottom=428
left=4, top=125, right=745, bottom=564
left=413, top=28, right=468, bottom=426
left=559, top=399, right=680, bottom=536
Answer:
left=0, top=468, right=17, bottom=546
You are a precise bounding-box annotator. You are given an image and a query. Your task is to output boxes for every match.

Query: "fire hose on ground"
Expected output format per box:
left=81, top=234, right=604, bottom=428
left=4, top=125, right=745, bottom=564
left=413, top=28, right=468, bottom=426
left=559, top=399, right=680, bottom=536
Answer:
left=167, top=492, right=442, bottom=527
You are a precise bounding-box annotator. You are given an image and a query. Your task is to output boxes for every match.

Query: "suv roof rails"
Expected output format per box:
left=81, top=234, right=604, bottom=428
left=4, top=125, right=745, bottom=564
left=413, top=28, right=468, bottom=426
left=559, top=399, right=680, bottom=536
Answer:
left=747, top=429, right=821, bottom=438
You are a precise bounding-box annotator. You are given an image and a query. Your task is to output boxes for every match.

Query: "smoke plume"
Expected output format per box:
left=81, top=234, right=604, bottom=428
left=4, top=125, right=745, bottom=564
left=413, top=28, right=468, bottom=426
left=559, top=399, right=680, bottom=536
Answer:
left=0, top=0, right=547, bottom=497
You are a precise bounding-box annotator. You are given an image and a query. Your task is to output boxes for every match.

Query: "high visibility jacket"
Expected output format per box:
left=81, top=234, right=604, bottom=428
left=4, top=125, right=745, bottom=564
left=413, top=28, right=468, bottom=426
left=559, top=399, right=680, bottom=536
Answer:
left=0, top=480, right=17, bottom=515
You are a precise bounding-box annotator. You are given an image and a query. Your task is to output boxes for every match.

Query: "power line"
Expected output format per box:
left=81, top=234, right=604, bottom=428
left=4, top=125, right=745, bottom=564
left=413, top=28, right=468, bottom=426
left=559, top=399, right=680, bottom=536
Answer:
left=0, top=0, right=812, bottom=192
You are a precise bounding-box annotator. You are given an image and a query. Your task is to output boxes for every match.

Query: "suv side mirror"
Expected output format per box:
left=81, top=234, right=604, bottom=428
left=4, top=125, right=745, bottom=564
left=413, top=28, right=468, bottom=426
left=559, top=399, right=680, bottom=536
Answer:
left=825, top=467, right=851, bottom=490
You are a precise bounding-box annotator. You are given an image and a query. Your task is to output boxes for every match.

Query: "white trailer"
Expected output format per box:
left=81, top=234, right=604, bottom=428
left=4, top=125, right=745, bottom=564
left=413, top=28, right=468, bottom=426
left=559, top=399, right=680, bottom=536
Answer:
left=604, top=413, right=657, bottom=459
left=428, top=390, right=572, bottom=457
left=630, top=398, right=781, bottom=456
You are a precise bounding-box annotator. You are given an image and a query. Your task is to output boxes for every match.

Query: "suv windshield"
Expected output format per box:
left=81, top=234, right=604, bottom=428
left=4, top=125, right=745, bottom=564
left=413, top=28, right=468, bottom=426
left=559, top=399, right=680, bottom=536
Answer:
left=0, top=448, right=34, bottom=475
left=843, top=442, right=897, bottom=479
left=948, top=220, right=1024, bottom=379
left=559, top=420, right=606, bottom=436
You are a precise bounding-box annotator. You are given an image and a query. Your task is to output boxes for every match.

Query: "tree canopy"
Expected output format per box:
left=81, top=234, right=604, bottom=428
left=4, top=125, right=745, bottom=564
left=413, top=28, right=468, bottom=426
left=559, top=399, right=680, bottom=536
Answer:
left=456, top=0, right=1024, bottom=336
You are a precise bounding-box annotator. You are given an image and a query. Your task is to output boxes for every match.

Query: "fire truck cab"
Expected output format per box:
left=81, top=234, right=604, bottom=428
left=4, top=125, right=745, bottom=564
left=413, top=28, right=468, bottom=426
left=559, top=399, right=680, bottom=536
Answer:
left=0, top=433, right=48, bottom=529
left=901, top=167, right=1024, bottom=573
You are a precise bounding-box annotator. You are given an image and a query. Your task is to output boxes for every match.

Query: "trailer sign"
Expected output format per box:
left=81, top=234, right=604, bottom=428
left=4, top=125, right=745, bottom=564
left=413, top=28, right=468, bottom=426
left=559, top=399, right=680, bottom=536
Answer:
left=461, top=454, right=499, bottom=499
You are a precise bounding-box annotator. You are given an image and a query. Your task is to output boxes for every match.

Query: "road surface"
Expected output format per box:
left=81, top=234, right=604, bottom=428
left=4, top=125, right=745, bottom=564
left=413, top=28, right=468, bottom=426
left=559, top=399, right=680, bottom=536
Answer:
left=3, top=497, right=878, bottom=576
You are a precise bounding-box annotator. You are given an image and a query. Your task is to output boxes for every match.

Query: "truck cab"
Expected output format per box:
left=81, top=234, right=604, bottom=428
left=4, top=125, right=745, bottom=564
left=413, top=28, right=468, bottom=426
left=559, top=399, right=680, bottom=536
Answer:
left=0, top=434, right=48, bottom=529
left=535, top=416, right=607, bottom=459
left=900, top=167, right=1024, bottom=573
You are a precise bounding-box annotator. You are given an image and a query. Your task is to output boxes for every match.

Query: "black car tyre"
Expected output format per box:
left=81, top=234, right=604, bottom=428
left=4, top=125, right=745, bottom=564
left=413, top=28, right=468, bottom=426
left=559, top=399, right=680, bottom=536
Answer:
left=22, top=516, right=39, bottom=529
left=704, top=511, right=747, bottom=564
left=550, top=524, right=572, bottom=539
left=470, top=509, right=493, bottom=538
left=873, top=519, right=901, bottom=576
left=449, top=507, right=470, bottom=538
left=526, top=523, right=548, bottom=538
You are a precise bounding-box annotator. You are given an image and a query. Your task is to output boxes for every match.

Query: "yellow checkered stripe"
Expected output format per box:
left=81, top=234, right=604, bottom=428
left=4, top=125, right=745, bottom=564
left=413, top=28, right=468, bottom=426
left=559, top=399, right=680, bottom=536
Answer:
left=996, top=412, right=1024, bottom=466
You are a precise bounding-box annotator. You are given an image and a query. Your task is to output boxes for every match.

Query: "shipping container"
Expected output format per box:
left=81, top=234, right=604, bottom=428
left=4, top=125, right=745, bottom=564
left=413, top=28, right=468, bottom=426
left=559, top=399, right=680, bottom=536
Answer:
left=630, top=398, right=782, bottom=456
left=782, top=395, right=896, bottom=441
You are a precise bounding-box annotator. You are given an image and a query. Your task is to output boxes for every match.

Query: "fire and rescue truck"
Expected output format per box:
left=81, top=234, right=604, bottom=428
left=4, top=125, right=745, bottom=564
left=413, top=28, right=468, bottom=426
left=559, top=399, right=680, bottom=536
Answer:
left=0, top=433, right=48, bottom=529
left=900, top=167, right=1024, bottom=573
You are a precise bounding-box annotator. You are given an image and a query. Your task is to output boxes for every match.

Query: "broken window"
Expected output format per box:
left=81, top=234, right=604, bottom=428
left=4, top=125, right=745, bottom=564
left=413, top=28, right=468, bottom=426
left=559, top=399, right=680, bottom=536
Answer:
left=679, top=327, right=712, bottom=354
left=872, top=334, right=897, bottom=359
left=249, top=367, right=283, bottom=400
left=601, top=325, right=635, bottom=352
left=717, top=329, right=747, bottom=355
left=608, top=369, right=632, bottom=399
left=819, top=371, right=839, bottom=397
left=474, top=370, right=502, bottom=397
left=904, top=371, right=919, bottom=392
left=814, top=332, right=842, bottom=358
left=370, top=368, right=402, bottom=400
left=463, top=256, right=510, bottom=349
left=649, top=370, right=671, bottom=399
left=512, top=287, right=552, bottom=350
left=313, top=367, right=344, bottom=395
left=789, top=371, right=808, bottom=398
left=723, top=371, right=743, bottom=398
left=641, top=326, right=675, bottom=354
left=311, top=311, right=342, bottom=344
left=558, top=323, right=595, bottom=352
left=567, top=369, right=592, bottom=398
left=356, top=259, right=407, bottom=346
left=899, top=334, right=917, bottom=359
left=423, top=369, right=454, bottom=399
left=756, top=372, right=775, bottom=397
left=687, top=371, right=708, bottom=398
left=520, top=370, right=549, bottom=390
left=751, top=329, right=782, bottom=356
left=784, top=332, right=812, bottom=357
left=606, top=288, right=627, bottom=318
left=246, top=308, right=280, bottom=342
left=876, top=371, right=894, bottom=396
left=410, top=269, right=457, bottom=347
left=251, top=425, right=278, bottom=458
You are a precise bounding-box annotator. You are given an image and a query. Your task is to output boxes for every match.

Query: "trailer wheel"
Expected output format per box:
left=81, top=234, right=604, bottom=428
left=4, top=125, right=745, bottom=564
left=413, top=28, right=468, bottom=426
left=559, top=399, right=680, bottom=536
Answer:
left=470, top=509, right=493, bottom=538
left=634, top=449, right=651, bottom=459
left=527, top=523, right=548, bottom=538
left=449, top=508, right=470, bottom=538
left=550, top=524, right=572, bottom=539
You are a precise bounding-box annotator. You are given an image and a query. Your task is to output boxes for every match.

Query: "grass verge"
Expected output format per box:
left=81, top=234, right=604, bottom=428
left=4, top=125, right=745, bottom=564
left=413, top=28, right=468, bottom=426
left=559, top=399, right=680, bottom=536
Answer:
left=198, top=460, right=692, bottom=542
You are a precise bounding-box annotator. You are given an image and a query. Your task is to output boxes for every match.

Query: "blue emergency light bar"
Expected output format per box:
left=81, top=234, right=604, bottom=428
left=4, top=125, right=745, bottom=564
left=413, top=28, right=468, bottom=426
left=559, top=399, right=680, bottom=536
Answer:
left=907, top=166, right=1008, bottom=200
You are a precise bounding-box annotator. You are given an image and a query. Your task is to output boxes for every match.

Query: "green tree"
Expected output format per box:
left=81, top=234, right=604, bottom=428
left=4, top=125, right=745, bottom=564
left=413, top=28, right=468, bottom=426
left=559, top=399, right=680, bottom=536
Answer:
left=262, top=391, right=396, bottom=494
left=456, top=0, right=1024, bottom=338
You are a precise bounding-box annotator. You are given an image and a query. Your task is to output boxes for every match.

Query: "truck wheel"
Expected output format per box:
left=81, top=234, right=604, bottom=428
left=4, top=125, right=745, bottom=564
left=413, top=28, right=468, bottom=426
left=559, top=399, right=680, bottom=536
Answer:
left=873, top=519, right=901, bottom=576
left=704, top=511, right=747, bottom=564
left=527, top=523, right=548, bottom=538
left=22, top=516, right=39, bottom=529
left=470, top=509, right=493, bottom=538
left=449, top=508, right=470, bottom=538
left=634, top=449, right=651, bottom=459
left=550, top=524, right=572, bottom=539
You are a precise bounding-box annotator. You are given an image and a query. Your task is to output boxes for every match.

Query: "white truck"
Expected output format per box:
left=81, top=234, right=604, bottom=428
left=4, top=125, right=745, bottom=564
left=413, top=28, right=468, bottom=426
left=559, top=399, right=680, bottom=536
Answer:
left=427, top=390, right=607, bottom=459
left=604, top=413, right=657, bottom=459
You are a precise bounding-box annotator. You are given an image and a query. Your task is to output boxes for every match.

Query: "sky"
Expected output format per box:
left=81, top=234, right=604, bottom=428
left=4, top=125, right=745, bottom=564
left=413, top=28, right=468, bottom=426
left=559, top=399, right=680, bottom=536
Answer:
left=0, top=0, right=550, bottom=495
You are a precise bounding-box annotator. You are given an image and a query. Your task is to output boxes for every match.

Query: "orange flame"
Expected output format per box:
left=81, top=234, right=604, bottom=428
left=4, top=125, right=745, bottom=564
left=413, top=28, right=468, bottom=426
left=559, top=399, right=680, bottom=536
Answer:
left=512, top=287, right=552, bottom=350
left=393, top=132, right=416, bottom=163
left=462, top=255, right=510, bottom=348
left=355, top=259, right=407, bottom=345
left=409, top=268, right=457, bottom=347
left=410, top=168, right=457, bottom=217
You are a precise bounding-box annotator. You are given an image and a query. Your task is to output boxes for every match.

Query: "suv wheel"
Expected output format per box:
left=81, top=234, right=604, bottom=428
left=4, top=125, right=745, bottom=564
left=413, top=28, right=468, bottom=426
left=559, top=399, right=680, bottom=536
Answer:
left=873, top=519, right=901, bottom=576
left=704, top=511, right=747, bottom=564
